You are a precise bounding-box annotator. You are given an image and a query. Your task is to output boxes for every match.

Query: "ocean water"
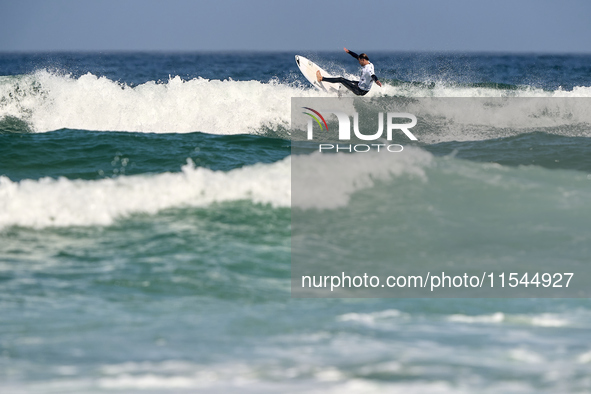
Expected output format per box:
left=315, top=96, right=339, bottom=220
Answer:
left=1, top=52, right=591, bottom=392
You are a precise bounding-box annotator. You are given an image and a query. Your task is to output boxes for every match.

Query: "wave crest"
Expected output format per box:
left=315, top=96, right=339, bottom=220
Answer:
left=2, top=70, right=591, bottom=135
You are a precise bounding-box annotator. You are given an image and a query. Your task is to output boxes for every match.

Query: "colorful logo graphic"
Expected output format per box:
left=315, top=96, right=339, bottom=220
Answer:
left=302, top=107, right=328, bottom=132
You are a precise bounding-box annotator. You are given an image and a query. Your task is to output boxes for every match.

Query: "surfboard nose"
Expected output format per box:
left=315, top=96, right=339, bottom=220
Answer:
left=295, top=55, right=300, bottom=66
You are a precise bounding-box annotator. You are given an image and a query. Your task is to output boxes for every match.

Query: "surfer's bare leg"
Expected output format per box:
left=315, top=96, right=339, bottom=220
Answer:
left=316, top=70, right=323, bottom=82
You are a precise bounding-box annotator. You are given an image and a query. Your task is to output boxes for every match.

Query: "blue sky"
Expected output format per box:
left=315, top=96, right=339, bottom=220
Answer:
left=1, top=0, right=590, bottom=52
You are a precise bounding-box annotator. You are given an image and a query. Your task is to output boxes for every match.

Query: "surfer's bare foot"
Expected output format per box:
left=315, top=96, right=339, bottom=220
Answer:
left=316, top=70, right=323, bottom=82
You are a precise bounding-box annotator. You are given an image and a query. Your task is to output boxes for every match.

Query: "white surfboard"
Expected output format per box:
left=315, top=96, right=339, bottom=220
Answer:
left=295, top=55, right=341, bottom=94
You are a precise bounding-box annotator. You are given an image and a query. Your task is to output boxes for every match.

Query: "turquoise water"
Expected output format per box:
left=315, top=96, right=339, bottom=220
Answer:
left=1, top=52, right=591, bottom=392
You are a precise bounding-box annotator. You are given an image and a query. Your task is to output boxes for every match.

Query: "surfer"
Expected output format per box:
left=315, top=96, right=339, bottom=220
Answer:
left=316, top=48, right=382, bottom=95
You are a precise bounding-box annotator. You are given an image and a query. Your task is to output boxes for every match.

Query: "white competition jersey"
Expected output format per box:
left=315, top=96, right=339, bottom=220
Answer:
left=358, top=62, right=375, bottom=91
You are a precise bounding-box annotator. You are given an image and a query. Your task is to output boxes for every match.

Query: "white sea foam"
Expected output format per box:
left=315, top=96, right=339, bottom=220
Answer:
left=337, top=309, right=407, bottom=327
left=0, top=157, right=291, bottom=229
left=0, top=71, right=323, bottom=134
left=2, top=70, right=591, bottom=135
left=448, top=312, right=505, bottom=324
left=375, top=80, right=591, bottom=99
left=0, top=148, right=433, bottom=229
left=447, top=312, right=571, bottom=327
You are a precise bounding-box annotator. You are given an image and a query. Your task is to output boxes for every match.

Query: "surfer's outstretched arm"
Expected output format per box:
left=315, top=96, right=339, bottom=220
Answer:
left=344, top=47, right=360, bottom=59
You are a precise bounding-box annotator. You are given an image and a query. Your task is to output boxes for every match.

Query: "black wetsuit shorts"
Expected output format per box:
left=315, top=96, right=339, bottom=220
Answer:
left=321, top=77, right=369, bottom=96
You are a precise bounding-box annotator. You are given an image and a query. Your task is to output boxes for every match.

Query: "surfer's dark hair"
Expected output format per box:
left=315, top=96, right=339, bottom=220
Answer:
left=359, top=53, right=369, bottom=60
